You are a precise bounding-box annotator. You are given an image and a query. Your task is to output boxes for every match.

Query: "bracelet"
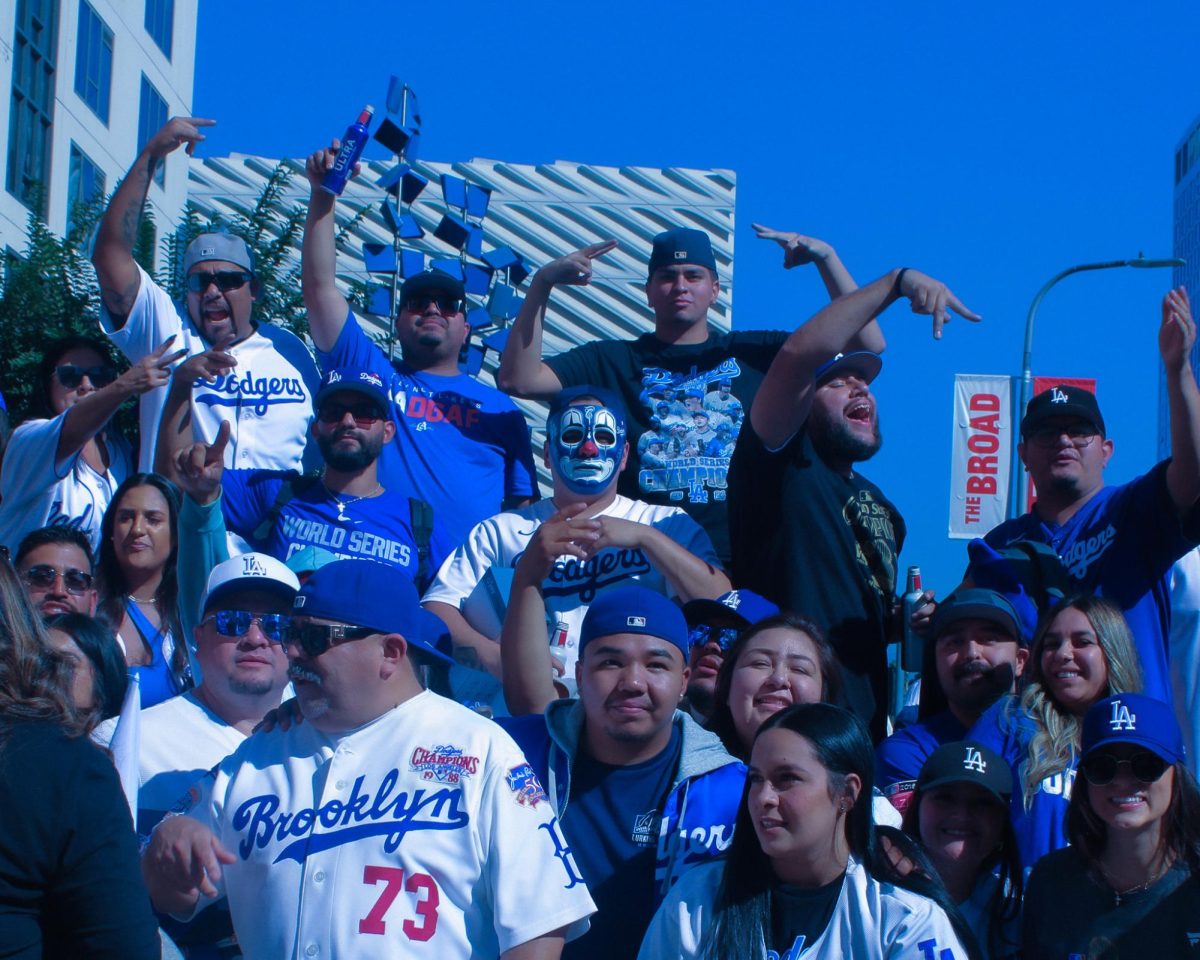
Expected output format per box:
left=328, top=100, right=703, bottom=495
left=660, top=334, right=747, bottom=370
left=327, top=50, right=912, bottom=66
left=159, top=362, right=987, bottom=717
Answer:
left=893, top=268, right=910, bottom=298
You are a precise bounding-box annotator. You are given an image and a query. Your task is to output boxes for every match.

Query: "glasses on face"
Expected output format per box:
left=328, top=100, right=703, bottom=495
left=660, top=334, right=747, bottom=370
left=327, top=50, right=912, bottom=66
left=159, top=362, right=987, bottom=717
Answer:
left=688, top=624, right=741, bottom=652
left=1081, top=750, right=1169, bottom=786
left=283, top=621, right=377, bottom=658
left=317, top=402, right=384, bottom=426
left=21, top=564, right=94, bottom=595
left=186, top=270, right=253, bottom=294
left=203, top=610, right=291, bottom=643
left=404, top=295, right=463, bottom=315
left=1027, top=426, right=1099, bottom=449
left=55, top=364, right=117, bottom=390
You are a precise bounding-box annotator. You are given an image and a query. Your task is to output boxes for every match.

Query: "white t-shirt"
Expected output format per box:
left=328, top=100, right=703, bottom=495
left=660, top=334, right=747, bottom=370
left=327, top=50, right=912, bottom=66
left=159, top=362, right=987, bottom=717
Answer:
left=99, top=264, right=319, bottom=473
left=137, top=691, right=247, bottom=837
left=177, top=690, right=595, bottom=959
left=423, top=495, right=719, bottom=680
left=638, top=856, right=967, bottom=960
left=0, top=414, right=131, bottom=552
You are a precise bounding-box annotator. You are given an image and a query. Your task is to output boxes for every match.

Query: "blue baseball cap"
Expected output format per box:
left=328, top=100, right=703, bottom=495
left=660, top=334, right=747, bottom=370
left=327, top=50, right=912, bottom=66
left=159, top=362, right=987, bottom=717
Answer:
left=814, top=351, right=883, bottom=386
left=314, top=367, right=391, bottom=414
left=1082, top=694, right=1185, bottom=764
left=292, top=560, right=453, bottom=666
left=579, top=586, right=688, bottom=658
left=647, top=227, right=717, bottom=279
left=682, top=589, right=780, bottom=629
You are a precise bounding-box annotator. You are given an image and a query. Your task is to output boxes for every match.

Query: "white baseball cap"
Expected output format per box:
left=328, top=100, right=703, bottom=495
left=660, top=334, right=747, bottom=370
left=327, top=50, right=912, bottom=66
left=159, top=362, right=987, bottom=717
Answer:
left=201, top=553, right=300, bottom=618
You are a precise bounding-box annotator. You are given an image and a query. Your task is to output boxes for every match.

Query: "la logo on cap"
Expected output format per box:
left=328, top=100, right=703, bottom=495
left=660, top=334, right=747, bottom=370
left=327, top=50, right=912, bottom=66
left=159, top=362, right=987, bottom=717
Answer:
left=627, top=616, right=646, bottom=627
left=241, top=555, right=267, bottom=576
left=722, top=594, right=741, bottom=610
left=963, top=746, right=987, bottom=773
left=1109, top=699, right=1136, bottom=731
left=1050, top=387, right=1069, bottom=403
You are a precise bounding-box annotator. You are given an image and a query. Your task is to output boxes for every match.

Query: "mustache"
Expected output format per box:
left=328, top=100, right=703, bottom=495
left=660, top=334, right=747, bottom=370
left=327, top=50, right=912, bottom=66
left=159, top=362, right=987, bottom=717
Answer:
left=953, top=660, right=995, bottom=681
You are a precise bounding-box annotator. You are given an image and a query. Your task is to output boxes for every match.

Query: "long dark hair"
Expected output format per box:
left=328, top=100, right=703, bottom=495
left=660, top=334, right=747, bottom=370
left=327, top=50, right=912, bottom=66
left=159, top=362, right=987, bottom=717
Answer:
left=706, top=703, right=980, bottom=959
left=45, top=613, right=127, bottom=723
left=902, top=775, right=1024, bottom=958
left=706, top=613, right=843, bottom=758
left=32, top=335, right=118, bottom=420
left=1069, top=759, right=1200, bottom=880
left=95, top=473, right=186, bottom=683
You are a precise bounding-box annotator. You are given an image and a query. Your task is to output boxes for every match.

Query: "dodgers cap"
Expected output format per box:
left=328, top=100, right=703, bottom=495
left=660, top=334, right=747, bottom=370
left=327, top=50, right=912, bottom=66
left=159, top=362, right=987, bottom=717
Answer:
left=1082, top=693, right=1184, bottom=764
left=202, top=552, right=299, bottom=618
left=183, top=232, right=255, bottom=275
left=579, top=586, right=688, bottom=658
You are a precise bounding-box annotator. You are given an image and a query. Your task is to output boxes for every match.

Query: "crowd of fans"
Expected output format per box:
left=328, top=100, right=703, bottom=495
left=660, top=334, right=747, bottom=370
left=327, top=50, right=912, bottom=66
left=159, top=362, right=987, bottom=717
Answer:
left=1, top=116, right=1199, bottom=959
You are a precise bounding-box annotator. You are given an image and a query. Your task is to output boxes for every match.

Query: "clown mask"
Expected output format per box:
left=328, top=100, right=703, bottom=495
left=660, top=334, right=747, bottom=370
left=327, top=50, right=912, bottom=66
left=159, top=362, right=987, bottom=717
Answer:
left=549, top=402, right=626, bottom=494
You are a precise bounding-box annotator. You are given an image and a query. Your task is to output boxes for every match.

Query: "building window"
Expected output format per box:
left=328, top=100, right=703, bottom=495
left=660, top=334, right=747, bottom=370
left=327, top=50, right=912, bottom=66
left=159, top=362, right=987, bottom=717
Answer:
left=138, top=74, right=169, bottom=188
left=67, top=142, right=106, bottom=234
left=144, top=0, right=174, bottom=59
left=74, top=0, right=113, bottom=123
left=6, top=0, right=60, bottom=214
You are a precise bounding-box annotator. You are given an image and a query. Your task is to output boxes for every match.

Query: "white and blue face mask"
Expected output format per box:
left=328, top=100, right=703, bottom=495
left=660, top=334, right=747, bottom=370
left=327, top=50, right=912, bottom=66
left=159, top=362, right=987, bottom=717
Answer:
left=550, top=403, right=626, bottom=494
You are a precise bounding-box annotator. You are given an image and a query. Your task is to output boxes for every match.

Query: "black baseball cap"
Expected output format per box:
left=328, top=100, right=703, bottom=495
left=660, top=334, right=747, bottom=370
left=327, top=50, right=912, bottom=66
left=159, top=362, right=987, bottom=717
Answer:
left=814, top=351, right=883, bottom=386
left=931, top=588, right=1023, bottom=645
left=399, top=270, right=465, bottom=307
left=647, top=228, right=717, bottom=279
left=917, top=740, right=1012, bottom=803
left=1020, top=384, right=1105, bottom=438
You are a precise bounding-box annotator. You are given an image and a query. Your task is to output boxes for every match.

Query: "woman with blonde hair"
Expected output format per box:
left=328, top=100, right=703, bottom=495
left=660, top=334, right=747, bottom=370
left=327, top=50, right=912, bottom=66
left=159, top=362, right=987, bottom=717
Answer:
left=969, top=593, right=1143, bottom=870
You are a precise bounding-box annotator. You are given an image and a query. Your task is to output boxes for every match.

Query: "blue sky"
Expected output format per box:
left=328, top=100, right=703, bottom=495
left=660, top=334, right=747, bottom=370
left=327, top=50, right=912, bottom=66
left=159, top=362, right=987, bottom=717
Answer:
left=195, top=0, right=1198, bottom=594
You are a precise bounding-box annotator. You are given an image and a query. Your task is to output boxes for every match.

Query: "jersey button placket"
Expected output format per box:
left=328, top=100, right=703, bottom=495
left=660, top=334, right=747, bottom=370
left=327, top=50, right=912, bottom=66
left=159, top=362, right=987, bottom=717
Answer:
left=305, top=944, right=319, bottom=957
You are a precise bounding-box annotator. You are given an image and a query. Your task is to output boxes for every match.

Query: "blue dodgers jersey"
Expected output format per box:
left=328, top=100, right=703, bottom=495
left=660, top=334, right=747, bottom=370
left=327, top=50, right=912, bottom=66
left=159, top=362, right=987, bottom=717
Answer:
left=221, top=469, right=451, bottom=580
left=968, top=697, right=1074, bottom=872
left=318, top=312, right=538, bottom=546
left=984, top=462, right=1195, bottom=706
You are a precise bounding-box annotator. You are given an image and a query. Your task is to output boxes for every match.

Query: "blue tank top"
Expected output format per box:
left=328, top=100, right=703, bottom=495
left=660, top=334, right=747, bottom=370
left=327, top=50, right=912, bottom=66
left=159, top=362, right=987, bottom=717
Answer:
left=125, top=601, right=180, bottom=709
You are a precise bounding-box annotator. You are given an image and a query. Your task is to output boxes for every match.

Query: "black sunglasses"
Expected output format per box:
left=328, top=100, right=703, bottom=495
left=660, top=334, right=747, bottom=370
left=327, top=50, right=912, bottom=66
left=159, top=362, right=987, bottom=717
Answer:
left=203, top=610, right=291, bottom=643
left=283, top=621, right=377, bottom=658
left=688, top=624, right=741, bottom=652
left=405, top=295, right=463, bottom=315
left=1081, top=750, right=1169, bottom=786
left=186, top=270, right=253, bottom=293
left=21, top=564, right=94, bottom=594
left=317, top=402, right=384, bottom=426
left=55, top=364, right=117, bottom=390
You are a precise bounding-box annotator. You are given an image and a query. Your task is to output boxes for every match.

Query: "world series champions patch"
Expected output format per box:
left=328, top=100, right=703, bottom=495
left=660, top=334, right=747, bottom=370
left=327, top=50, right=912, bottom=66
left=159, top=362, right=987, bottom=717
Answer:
left=409, top=745, right=480, bottom=784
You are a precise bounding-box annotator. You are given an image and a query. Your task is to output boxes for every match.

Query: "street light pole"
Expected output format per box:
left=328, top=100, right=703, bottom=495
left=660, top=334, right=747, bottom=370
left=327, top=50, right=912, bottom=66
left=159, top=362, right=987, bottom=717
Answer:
left=1011, top=255, right=1185, bottom=518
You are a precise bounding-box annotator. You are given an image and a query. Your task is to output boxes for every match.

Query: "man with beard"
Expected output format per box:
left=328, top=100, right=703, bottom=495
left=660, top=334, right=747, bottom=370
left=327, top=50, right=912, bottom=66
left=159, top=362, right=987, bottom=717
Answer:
left=728, top=266, right=979, bottom=737
left=875, top=588, right=1027, bottom=814
left=14, top=526, right=99, bottom=618
left=93, top=117, right=320, bottom=473
left=159, top=364, right=450, bottom=588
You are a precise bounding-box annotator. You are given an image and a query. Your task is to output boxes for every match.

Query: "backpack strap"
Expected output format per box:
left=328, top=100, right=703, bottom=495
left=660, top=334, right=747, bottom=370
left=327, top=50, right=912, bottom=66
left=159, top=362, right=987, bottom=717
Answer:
left=409, top=496, right=435, bottom=588
left=251, top=471, right=322, bottom=544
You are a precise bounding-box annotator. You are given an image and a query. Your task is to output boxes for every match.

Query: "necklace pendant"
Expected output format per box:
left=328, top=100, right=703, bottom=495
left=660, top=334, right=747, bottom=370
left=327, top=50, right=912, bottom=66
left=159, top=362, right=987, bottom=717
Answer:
left=336, top=504, right=347, bottom=523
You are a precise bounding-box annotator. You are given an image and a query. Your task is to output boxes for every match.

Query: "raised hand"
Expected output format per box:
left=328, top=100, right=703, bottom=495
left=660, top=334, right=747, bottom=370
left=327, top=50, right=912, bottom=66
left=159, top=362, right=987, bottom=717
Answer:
left=116, top=336, right=187, bottom=395
left=590, top=515, right=646, bottom=552
left=896, top=269, right=982, bottom=339
left=533, top=240, right=619, bottom=288
left=1160, top=286, right=1195, bottom=374
left=752, top=223, right=834, bottom=268
left=176, top=348, right=237, bottom=384
left=174, top=420, right=230, bottom=505
left=305, top=140, right=359, bottom=190
left=514, top=502, right=601, bottom=582
left=143, top=815, right=236, bottom=903
left=145, top=117, right=216, bottom=160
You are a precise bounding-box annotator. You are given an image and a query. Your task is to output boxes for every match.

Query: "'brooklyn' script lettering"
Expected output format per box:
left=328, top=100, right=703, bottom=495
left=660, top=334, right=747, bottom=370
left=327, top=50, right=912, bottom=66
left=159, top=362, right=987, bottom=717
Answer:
left=231, top=768, right=468, bottom=864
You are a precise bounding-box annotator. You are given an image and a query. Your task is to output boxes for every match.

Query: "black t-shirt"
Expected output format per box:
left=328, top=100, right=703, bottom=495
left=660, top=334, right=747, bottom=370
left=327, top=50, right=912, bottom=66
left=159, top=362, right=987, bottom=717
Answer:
left=728, top=424, right=906, bottom=736
left=1023, top=845, right=1200, bottom=959
left=0, top=720, right=161, bottom=960
left=768, top=874, right=846, bottom=958
left=547, top=328, right=788, bottom=564
left=562, top=726, right=684, bottom=960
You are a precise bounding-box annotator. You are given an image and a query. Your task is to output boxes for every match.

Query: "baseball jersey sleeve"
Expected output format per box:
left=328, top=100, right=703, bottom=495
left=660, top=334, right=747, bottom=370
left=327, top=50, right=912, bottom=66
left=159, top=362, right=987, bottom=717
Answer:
left=636, top=861, right=721, bottom=960
left=478, top=743, right=595, bottom=950
left=1, top=415, right=71, bottom=489
left=219, top=468, right=285, bottom=547
left=98, top=263, right=183, bottom=362
left=650, top=511, right=723, bottom=581
left=422, top=517, right=503, bottom=611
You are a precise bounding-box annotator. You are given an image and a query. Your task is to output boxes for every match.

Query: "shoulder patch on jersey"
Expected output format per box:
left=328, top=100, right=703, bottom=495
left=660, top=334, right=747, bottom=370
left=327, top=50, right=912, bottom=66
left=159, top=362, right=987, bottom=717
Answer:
left=409, top=745, right=480, bottom=784
left=505, top=762, right=548, bottom=808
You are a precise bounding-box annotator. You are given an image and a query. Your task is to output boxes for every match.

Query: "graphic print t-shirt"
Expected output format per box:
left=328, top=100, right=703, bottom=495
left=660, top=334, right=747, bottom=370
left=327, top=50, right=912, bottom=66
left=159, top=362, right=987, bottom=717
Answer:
left=547, top=329, right=787, bottom=564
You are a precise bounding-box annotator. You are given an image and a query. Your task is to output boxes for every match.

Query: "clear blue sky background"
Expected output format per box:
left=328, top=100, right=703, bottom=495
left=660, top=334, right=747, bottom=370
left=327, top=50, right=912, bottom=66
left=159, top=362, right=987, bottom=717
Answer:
left=195, top=0, right=1198, bottom=596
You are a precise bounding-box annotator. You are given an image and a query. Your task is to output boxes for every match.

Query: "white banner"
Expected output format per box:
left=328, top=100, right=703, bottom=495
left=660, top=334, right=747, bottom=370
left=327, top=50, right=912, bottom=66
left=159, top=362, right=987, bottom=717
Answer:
left=948, top=374, right=1011, bottom=539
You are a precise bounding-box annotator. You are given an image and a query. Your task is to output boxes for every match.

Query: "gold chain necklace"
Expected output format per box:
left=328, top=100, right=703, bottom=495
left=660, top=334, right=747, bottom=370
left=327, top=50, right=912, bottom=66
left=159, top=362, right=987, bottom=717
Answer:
left=1096, top=855, right=1174, bottom=907
left=324, top=481, right=382, bottom=523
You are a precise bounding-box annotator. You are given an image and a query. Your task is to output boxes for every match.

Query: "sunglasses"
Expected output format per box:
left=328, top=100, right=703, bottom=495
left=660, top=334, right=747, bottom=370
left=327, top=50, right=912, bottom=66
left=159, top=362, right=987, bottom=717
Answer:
left=283, top=621, right=377, bottom=658
left=55, top=364, right=117, bottom=390
left=405, top=295, right=463, bottom=315
left=688, top=624, right=741, bottom=652
left=1027, top=426, right=1100, bottom=449
left=186, top=270, right=253, bottom=293
left=21, top=564, right=94, bottom=594
left=1081, top=750, right=1169, bottom=786
left=203, top=610, right=292, bottom=643
left=317, top=402, right=384, bottom=426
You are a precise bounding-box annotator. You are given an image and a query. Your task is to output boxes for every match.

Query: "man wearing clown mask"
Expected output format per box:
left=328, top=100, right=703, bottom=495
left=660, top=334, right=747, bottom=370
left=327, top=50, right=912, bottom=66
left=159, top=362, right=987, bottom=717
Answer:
left=424, top=386, right=730, bottom=710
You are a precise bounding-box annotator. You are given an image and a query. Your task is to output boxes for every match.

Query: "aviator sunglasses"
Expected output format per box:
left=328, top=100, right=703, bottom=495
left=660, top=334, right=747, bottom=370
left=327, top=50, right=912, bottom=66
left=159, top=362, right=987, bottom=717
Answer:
left=203, top=610, right=291, bottom=643
left=21, top=564, right=94, bottom=594
left=1080, top=750, right=1169, bottom=786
